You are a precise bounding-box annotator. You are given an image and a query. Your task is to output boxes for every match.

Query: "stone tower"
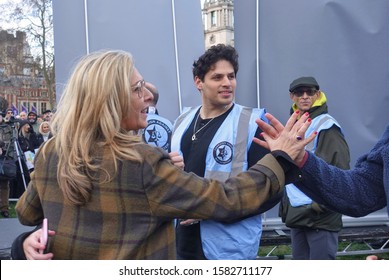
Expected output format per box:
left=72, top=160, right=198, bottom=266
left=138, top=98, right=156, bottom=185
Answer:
left=202, top=0, right=234, bottom=49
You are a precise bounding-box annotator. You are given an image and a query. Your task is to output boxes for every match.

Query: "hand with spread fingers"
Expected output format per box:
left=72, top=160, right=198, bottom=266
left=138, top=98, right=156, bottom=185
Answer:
left=253, top=110, right=317, bottom=164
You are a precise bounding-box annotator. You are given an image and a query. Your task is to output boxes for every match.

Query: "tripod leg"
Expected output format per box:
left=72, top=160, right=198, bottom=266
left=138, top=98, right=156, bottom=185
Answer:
left=11, top=127, right=28, bottom=190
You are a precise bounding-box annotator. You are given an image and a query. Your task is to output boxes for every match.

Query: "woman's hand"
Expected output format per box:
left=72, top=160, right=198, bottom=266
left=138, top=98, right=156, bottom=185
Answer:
left=253, top=111, right=317, bottom=163
left=180, top=219, right=201, bottom=226
left=23, top=229, right=55, bottom=260
left=169, top=151, right=185, bottom=170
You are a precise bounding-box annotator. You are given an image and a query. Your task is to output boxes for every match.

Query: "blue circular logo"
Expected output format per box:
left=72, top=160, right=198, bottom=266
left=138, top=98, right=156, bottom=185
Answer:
left=213, top=141, right=233, bottom=164
left=143, top=119, right=172, bottom=151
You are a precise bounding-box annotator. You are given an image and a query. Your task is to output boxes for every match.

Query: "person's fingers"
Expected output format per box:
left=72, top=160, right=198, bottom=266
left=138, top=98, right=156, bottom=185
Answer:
left=255, top=118, right=274, bottom=137
left=170, top=152, right=183, bottom=167
left=293, top=116, right=311, bottom=139
left=27, top=251, right=54, bottom=260
left=292, top=113, right=314, bottom=142
left=252, top=134, right=270, bottom=150
left=291, top=112, right=312, bottom=136
left=25, top=244, right=43, bottom=260
left=169, top=151, right=184, bottom=165
left=255, top=119, right=280, bottom=140
left=263, top=113, right=285, bottom=135
left=254, top=111, right=316, bottom=161
left=169, top=151, right=179, bottom=158
left=170, top=152, right=182, bottom=161
left=296, top=112, right=310, bottom=126
left=180, top=219, right=200, bottom=226
left=171, top=155, right=185, bottom=169
left=284, top=110, right=300, bottom=132
left=303, top=131, right=317, bottom=145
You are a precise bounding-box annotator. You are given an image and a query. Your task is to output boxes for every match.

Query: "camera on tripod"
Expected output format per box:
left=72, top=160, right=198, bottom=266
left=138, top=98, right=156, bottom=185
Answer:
left=0, top=100, right=30, bottom=190
left=0, top=115, right=28, bottom=190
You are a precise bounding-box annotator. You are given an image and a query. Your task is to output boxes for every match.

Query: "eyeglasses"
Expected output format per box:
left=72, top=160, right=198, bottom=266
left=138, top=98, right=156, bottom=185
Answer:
left=292, top=88, right=317, bottom=97
left=131, top=79, right=146, bottom=99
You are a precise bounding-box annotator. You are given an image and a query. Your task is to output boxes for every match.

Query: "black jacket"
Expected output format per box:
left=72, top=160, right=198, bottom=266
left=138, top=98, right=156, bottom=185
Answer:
left=17, top=121, right=43, bottom=153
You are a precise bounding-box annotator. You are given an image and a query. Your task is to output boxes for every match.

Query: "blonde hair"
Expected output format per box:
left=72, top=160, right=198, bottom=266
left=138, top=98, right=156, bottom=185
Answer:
left=46, top=50, right=143, bottom=206
left=39, top=121, right=51, bottom=134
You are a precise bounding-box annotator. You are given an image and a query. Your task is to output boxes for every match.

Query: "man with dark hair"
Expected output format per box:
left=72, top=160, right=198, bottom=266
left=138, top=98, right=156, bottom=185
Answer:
left=171, top=44, right=278, bottom=259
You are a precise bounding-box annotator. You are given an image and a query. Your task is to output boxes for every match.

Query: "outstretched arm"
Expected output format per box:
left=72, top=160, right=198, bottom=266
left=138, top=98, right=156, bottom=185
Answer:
left=296, top=151, right=386, bottom=217
left=255, top=111, right=388, bottom=217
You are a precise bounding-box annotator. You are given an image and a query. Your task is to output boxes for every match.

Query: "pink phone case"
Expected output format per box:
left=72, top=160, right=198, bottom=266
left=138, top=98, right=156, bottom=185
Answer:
left=39, top=218, right=48, bottom=254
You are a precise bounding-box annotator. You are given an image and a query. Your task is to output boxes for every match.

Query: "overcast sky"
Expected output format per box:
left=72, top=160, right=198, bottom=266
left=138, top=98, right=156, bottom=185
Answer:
left=0, top=0, right=20, bottom=30
left=0, top=0, right=205, bottom=30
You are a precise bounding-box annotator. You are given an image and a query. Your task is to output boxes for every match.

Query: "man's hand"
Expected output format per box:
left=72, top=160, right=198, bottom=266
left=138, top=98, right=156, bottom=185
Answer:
left=169, top=151, right=185, bottom=170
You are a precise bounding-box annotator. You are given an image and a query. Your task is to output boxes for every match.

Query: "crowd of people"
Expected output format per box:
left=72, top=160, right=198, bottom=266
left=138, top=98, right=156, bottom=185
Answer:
left=3, top=45, right=388, bottom=261
left=0, top=108, right=53, bottom=218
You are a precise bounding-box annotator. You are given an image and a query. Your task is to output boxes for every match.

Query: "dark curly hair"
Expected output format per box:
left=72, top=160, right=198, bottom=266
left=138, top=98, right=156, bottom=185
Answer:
left=192, top=44, right=239, bottom=81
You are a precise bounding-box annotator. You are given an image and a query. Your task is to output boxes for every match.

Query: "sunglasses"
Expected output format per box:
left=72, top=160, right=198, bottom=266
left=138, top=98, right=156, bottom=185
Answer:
left=292, top=88, right=318, bottom=97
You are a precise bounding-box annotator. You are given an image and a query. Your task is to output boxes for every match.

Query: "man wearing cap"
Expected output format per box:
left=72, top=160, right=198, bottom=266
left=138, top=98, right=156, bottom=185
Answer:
left=279, top=76, right=350, bottom=259
left=42, top=110, right=53, bottom=122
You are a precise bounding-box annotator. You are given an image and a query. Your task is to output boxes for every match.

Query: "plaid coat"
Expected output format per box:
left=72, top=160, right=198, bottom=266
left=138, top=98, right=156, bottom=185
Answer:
left=16, top=139, right=286, bottom=259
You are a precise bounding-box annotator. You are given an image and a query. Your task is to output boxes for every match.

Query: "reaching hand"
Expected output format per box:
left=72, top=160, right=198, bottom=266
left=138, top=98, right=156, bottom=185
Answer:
left=169, top=151, right=185, bottom=170
left=180, top=219, right=201, bottom=226
left=23, top=228, right=55, bottom=260
left=253, top=111, right=317, bottom=163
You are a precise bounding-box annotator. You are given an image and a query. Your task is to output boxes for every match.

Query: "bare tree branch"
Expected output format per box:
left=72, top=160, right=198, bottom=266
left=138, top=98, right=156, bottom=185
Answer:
left=1, top=0, right=56, bottom=109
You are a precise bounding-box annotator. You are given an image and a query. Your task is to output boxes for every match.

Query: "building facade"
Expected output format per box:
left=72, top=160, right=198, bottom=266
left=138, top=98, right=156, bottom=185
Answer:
left=202, top=0, right=234, bottom=49
left=0, top=29, right=50, bottom=116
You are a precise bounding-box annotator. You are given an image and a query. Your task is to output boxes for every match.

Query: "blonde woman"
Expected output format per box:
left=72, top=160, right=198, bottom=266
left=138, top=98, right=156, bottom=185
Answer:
left=13, top=50, right=313, bottom=260
left=38, top=121, right=52, bottom=142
